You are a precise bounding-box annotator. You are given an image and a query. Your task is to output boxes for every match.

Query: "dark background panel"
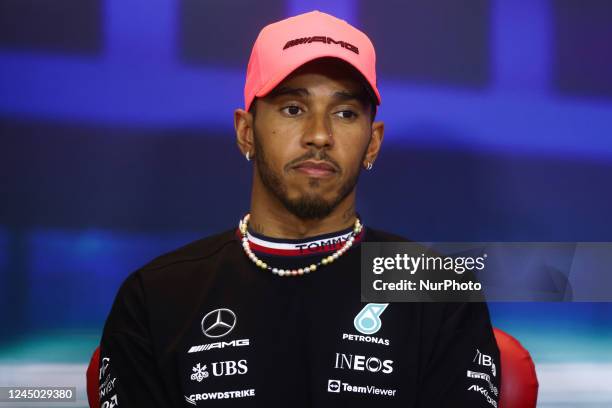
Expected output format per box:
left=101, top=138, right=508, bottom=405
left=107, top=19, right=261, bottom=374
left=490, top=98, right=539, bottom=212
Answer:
left=180, top=0, right=285, bottom=66
left=1, top=120, right=251, bottom=232
left=359, top=0, right=491, bottom=87
left=553, top=0, right=612, bottom=98
left=0, top=0, right=102, bottom=54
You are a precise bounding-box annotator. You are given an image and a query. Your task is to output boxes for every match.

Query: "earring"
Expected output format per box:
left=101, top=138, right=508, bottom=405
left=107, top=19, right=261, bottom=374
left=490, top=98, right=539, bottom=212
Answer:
left=366, top=162, right=373, bottom=170
left=245, top=152, right=251, bottom=161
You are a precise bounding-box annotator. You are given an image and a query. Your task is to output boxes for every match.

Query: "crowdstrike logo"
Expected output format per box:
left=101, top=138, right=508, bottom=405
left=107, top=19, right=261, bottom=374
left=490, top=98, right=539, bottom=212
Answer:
left=283, top=36, right=359, bottom=54
left=201, top=308, right=236, bottom=338
left=185, top=388, right=255, bottom=405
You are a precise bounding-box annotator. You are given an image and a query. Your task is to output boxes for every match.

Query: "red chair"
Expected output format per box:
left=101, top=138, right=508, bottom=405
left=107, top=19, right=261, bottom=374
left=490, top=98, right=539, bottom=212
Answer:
left=86, top=345, right=101, bottom=408
left=493, top=328, right=539, bottom=408
left=86, top=327, right=538, bottom=407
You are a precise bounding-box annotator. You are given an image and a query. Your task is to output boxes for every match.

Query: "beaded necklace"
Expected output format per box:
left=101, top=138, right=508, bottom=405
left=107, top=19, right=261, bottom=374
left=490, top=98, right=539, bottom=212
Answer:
left=239, top=213, right=362, bottom=277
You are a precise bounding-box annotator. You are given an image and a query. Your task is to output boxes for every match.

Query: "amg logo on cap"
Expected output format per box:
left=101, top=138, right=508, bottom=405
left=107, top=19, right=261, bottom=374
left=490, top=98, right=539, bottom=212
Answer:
left=283, top=36, right=359, bottom=54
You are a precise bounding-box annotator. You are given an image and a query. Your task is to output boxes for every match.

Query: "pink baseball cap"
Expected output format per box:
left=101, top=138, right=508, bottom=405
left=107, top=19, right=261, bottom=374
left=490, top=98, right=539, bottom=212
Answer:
left=244, top=10, right=381, bottom=112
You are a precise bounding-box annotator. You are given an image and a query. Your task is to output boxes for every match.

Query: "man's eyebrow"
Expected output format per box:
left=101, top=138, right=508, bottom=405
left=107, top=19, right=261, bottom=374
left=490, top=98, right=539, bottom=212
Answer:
left=332, top=90, right=367, bottom=102
left=266, top=86, right=309, bottom=99
left=266, top=86, right=370, bottom=106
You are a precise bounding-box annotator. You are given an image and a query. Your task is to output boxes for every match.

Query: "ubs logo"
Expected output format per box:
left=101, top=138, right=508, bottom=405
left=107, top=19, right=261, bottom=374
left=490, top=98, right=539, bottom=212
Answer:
left=190, top=360, right=248, bottom=382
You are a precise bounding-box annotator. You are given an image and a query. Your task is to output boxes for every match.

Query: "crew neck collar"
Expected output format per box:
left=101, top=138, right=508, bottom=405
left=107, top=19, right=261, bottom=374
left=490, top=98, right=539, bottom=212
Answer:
left=234, top=223, right=365, bottom=257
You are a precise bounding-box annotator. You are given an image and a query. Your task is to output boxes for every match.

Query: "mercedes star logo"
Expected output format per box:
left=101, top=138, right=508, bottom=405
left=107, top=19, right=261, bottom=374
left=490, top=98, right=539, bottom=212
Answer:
left=201, top=308, right=237, bottom=338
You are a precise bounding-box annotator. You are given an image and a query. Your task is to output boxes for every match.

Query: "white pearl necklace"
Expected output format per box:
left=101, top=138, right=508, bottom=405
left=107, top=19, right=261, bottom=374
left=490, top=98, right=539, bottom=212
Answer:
left=239, top=213, right=363, bottom=277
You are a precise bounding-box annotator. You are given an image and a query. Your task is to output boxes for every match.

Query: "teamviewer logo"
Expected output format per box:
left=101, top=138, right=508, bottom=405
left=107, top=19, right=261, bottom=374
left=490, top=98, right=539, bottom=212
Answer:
left=328, top=379, right=341, bottom=393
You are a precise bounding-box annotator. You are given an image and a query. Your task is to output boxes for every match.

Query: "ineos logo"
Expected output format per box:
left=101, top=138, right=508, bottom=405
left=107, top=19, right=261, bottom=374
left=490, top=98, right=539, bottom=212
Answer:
left=334, top=353, right=394, bottom=374
left=201, top=308, right=236, bottom=338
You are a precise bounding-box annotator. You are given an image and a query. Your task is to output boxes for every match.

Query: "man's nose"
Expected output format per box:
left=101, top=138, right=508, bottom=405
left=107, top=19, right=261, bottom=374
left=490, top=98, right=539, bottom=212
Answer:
left=302, top=111, right=334, bottom=149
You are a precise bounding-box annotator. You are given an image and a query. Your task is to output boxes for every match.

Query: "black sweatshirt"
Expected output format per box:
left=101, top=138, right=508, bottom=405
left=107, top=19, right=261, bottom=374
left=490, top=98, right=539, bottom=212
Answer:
left=99, top=225, right=501, bottom=407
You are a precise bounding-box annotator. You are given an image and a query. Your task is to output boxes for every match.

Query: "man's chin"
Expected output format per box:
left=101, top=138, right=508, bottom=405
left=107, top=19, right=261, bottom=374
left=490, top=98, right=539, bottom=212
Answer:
left=281, top=195, right=337, bottom=220
left=286, top=191, right=335, bottom=206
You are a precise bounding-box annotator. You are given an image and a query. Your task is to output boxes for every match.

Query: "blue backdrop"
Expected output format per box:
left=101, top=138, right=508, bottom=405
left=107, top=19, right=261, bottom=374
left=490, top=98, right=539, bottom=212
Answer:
left=1, top=0, right=611, bottom=406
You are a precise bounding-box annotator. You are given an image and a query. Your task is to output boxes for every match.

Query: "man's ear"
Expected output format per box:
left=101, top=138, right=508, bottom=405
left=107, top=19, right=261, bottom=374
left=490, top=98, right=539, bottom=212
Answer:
left=363, top=120, right=384, bottom=168
left=234, top=108, right=255, bottom=158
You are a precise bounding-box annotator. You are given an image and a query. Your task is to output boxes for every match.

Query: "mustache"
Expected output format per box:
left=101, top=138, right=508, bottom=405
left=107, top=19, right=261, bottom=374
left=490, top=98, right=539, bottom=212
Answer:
left=285, top=151, right=341, bottom=173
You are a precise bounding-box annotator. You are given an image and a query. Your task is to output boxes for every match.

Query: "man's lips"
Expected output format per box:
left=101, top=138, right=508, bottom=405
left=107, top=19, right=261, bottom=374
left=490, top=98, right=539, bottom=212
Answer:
left=292, top=160, right=338, bottom=178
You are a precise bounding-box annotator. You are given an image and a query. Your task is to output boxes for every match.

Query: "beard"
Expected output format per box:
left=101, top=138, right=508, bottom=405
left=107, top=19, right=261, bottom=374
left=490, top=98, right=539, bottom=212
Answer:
left=253, top=130, right=364, bottom=220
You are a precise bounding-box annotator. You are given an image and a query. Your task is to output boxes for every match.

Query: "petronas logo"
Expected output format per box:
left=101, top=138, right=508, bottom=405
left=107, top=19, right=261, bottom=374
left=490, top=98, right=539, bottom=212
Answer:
left=353, top=303, right=389, bottom=335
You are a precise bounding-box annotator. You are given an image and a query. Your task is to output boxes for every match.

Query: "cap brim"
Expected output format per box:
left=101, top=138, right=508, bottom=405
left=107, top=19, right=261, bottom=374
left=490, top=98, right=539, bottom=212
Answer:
left=254, top=53, right=381, bottom=106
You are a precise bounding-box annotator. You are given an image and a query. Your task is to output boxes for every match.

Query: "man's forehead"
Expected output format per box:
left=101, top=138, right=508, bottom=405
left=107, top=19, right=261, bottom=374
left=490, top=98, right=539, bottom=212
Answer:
left=273, top=77, right=364, bottom=97
left=284, top=58, right=365, bottom=87
left=268, top=58, right=372, bottom=100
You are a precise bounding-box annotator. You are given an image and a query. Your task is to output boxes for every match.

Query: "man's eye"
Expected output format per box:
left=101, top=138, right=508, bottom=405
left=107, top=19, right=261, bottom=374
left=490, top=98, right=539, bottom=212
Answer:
left=282, top=106, right=302, bottom=116
left=335, top=110, right=357, bottom=119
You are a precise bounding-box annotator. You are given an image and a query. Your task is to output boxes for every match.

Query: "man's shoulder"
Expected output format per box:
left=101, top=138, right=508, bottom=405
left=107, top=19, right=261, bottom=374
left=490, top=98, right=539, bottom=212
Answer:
left=138, top=228, right=237, bottom=273
left=104, top=228, right=239, bottom=328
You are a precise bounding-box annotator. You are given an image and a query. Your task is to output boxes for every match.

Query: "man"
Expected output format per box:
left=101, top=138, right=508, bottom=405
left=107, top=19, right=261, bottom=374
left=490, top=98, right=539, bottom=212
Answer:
left=98, top=11, right=501, bottom=407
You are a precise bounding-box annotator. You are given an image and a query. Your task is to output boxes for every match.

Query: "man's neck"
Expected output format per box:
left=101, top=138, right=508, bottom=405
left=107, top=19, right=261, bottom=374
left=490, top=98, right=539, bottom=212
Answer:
left=248, top=196, right=357, bottom=240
